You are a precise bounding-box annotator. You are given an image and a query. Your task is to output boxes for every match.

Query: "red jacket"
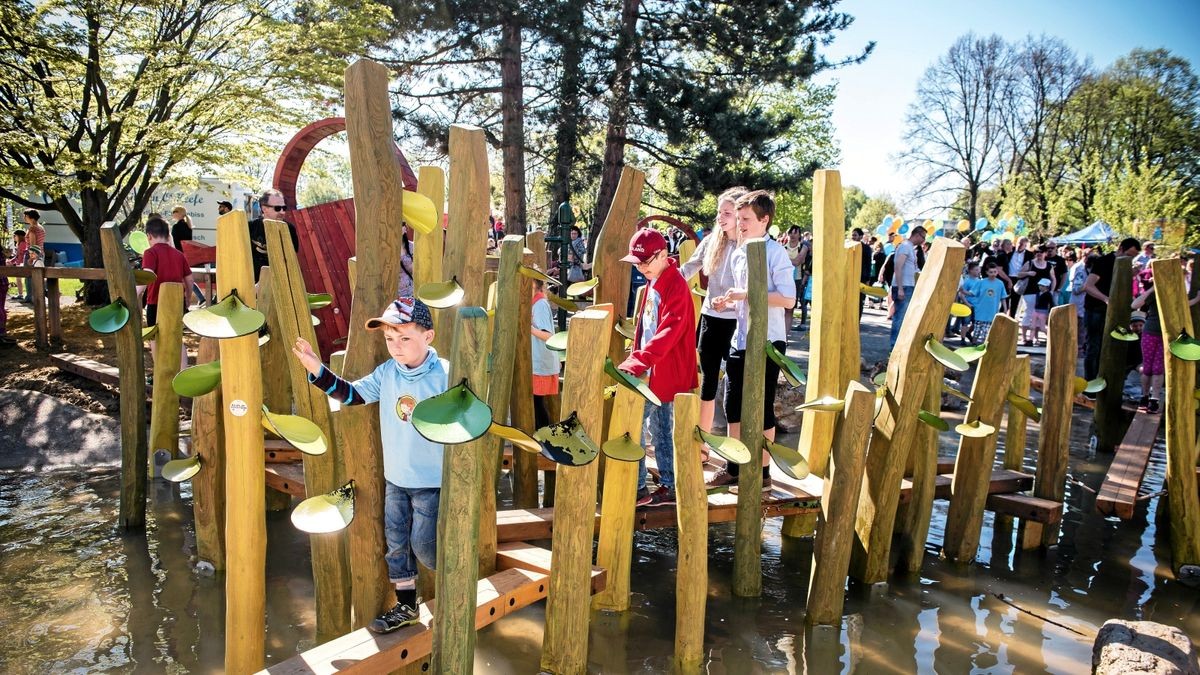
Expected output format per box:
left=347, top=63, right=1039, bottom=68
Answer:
left=619, top=259, right=698, bottom=403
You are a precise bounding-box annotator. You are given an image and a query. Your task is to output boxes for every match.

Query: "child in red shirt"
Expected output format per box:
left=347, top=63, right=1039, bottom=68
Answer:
left=141, top=217, right=194, bottom=369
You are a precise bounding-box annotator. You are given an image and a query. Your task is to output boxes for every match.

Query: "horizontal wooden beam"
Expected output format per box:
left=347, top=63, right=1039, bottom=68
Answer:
left=987, top=493, right=1063, bottom=524
left=264, top=463, right=306, bottom=497
left=1096, top=413, right=1163, bottom=519
left=0, top=265, right=215, bottom=282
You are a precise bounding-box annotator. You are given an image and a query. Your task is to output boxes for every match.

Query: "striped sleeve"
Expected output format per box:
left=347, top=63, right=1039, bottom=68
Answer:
left=307, top=365, right=365, bottom=405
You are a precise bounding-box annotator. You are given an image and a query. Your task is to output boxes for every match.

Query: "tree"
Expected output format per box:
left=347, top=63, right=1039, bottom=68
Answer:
left=850, top=195, right=900, bottom=235
left=1093, top=157, right=1196, bottom=243
left=843, top=185, right=868, bottom=229
left=0, top=0, right=390, bottom=285
left=901, top=33, right=1013, bottom=226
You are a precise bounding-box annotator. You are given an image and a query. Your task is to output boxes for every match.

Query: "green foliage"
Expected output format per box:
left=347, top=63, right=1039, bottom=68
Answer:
left=851, top=195, right=900, bottom=234
left=843, top=185, right=869, bottom=230
left=1093, top=157, right=1196, bottom=245
left=0, top=0, right=390, bottom=262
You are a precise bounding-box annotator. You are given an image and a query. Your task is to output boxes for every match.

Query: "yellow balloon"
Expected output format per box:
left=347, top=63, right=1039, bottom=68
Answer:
left=923, top=219, right=934, bottom=229
left=892, top=234, right=903, bottom=245
left=957, top=219, right=970, bottom=232
left=889, top=223, right=899, bottom=234
left=402, top=190, right=439, bottom=235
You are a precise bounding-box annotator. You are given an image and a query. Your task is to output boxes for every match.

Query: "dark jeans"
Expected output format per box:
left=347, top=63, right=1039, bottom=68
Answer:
left=384, top=482, right=439, bottom=583
left=1084, top=308, right=1106, bottom=380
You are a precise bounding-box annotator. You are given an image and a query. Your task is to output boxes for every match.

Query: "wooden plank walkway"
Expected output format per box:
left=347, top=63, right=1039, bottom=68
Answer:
left=1096, top=412, right=1163, bottom=519
left=262, top=543, right=604, bottom=674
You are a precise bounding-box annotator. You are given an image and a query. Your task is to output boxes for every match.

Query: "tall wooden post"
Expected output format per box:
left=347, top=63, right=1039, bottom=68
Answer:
left=590, top=167, right=645, bottom=322
left=256, top=268, right=295, bottom=512
left=851, top=239, right=964, bottom=584
left=1150, top=259, right=1200, bottom=572
left=800, top=170, right=847, bottom=479
left=480, top=236, right=524, bottom=576
left=264, top=221, right=352, bottom=641
left=541, top=309, right=613, bottom=674
left=47, top=276, right=62, bottom=346
left=592, top=385, right=644, bottom=612
left=444, top=126, right=490, bottom=310
left=341, top=58, right=406, bottom=626
left=896, top=367, right=942, bottom=574
left=100, top=222, right=147, bottom=529
left=806, top=382, right=872, bottom=626
left=840, top=241, right=864, bottom=387
left=192, top=337, right=226, bottom=570
left=215, top=210, right=266, bottom=674
left=415, top=166, right=447, bottom=354
left=733, top=239, right=768, bottom=598
left=510, top=231, right=542, bottom=509
left=1021, top=305, right=1077, bottom=549
left=430, top=308, right=489, bottom=675
left=673, top=393, right=705, bottom=670
left=943, top=315, right=1018, bottom=563
left=1094, top=256, right=1132, bottom=452
left=30, top=265, right=47, bottom=349
left=148, top=282, right=184, bottom=471
left=1004, top=355, right=1031, bottom=472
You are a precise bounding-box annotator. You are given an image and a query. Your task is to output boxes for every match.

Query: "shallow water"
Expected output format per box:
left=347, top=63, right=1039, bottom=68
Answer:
left=1, top=417, right=1198, bottom=673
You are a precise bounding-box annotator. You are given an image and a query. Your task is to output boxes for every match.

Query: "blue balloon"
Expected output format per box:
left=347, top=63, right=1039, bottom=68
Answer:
left=884, top=243, right=895, bottom=255
left=1016, top=223, right=1026, bottom=235
left=975, top=217, right=989, bottom=231
left=875, top=223, right=889, bottom=235
left=1017, top=217, right=1026, bottom=228
left=898, top=223, right=909, bottom=235
left=882, top=215, right=894, bottom=228
left=997, top=219, right=1008, bottom=230
left=981, top=232, right=994, bottom=242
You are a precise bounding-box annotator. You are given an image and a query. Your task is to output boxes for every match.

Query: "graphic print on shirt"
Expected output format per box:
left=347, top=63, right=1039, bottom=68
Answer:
left=640, top=287, right=661, bottom=349
left=396, top=394, right=417, bottom=423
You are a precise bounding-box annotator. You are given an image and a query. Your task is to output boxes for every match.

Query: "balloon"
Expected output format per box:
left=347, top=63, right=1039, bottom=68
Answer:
left=1017, top=217, right=1025, bottom=228
left=898, top=223, right=909, bottom=235
left=882, top=215, right=894, bottom=228
left=923, top=219, right=934, bottom=230
left=1016, top=223, right=1026, bottom=235
left=875, top=223, right=889, bottom=235
left=957, top=219, right=971, bottom=233
left=997, top=219, right=1008, bottom=231
left=884, top=243, right=895, bottom=255
left=975, top=217, right=989, bottom=231
left=892, top=234, right=904, bottom=245
left=981, top=232, right=994, bottom=242
left=888, top=222, right=899, bottom=234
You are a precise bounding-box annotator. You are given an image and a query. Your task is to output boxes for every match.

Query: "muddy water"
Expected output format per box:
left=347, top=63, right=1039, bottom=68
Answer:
left=2, top=418, right=1198, bottom=673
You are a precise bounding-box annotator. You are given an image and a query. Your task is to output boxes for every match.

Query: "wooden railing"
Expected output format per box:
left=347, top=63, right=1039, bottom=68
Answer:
left=0, top=265, right=216, bottom=349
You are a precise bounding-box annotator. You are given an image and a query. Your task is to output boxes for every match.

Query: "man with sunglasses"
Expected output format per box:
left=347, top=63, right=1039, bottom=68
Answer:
left=248, top=188, right=299, bottom=282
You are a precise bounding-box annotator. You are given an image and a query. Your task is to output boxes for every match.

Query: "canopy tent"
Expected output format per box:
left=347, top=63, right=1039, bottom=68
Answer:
left=1054, top=220, right=1116, bottom=245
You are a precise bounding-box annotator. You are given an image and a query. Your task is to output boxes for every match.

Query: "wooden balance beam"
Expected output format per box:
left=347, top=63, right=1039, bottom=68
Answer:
left=261, top=543, right=606, bottom=675
left=1096, top=412, right=1164, bottom=519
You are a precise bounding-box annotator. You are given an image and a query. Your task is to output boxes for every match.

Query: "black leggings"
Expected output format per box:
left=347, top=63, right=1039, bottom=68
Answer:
left=696, top=314, right=737, bottom=401
left=723, top=341, right=785, bottom=430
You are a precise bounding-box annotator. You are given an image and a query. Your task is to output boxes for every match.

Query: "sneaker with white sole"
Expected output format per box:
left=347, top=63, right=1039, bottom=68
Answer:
left=635, top=486, right=653, bottom=506
left=369, top=601, right=419, bottom=634
left=647, top=486, right=676, bottom=506
left=705, top=468, right=738, bottom=489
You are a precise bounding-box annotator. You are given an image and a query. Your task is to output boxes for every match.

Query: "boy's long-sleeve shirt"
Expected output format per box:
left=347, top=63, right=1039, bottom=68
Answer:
left=308, top=347, right=448, bottom=488
left=619, top=259, right=698, bottom=403
left=730, top=237, right=797, bottom=350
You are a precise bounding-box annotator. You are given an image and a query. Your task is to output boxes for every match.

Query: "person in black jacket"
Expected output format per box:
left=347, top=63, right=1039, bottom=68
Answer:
left=852, top=228, right=872, bottom=319
left=247, top=188, right=299, bottom=282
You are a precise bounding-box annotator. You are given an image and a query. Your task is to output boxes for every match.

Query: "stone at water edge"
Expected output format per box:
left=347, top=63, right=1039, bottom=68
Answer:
left=1180, top=565, right=1200, bottom=589
left=1092, top=619, right=1198, bottom=675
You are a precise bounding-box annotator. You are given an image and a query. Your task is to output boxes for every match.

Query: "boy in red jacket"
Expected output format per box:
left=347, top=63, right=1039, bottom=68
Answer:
left=618, top=228, right=698, bottom=506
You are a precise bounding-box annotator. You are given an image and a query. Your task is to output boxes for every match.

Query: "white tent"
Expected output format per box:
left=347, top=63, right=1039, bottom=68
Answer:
left=1054, top=221, right=1116, bottom=245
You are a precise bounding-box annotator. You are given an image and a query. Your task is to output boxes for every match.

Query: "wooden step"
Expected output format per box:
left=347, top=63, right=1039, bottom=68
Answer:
left=51, top=352, right=120, bottom=387
left=264, top=463, right=306, bottom=497
left=1096, top=412, right=1162, bottom=519
left=500, top=447, right=558, bottom=472
left=986, top=493, right=1062, bottom=524
left=261, top=565, right=589, bottom=674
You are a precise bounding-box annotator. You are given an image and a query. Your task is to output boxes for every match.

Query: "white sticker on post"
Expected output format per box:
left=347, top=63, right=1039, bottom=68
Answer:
left=229, top=399, right=249, bottom=417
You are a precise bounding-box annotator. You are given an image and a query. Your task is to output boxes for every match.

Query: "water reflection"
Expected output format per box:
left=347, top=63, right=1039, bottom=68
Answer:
left=2, top=425, right=1199, bottom=672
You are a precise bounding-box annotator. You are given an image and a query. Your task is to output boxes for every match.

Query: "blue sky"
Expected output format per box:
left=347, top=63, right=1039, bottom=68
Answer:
left=814, top=0, right=1200, bottom=216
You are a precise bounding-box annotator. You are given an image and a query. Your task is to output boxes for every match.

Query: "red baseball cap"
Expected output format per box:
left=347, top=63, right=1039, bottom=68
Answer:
left=620, top=229, right=667, bottom=263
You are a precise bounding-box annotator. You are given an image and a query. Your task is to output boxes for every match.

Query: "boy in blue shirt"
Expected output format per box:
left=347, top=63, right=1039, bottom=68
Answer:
left=970, top=261, right=1008, bottom=341
left=292, top=297, right=447, bottom=633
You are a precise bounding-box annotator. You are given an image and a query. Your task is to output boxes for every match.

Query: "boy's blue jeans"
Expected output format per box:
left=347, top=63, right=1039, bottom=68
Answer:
left=638, top=399, right=675, bottom=491
left=384, top=481, right=439, bottom=583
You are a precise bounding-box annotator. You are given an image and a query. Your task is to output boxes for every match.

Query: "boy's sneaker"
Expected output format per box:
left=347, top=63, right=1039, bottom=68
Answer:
left=1147, top=398, right=1160, bottom=414
left=705, top=468, right=737, bottom=489
left=369, top=601, right=420, bottom=634
left=635, top=486, right=653, bottom=506
left=1137, top=396, right=1150, bottom=413
left=647, top=486, right=676, bottom=506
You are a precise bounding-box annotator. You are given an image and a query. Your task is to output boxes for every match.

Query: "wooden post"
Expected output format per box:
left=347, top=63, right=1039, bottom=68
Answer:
left=148, top=282, right=184, bottom=473
left=415, top=166, right=449, bottom=356
left=1021, top=305, right=1077, bottom=549
left=801, top=170, right=847, bottom=479
left=47, top=276, right=62, bottom=345
left=590, top=167, right=645, bottom=322
left=1190, top=259, right=1200, bottom=334
left=1094, top=256, right=1132, bottom=452
left=510, top=231, right=542, bottom=509
left=733, top=239, right=768, bottom=598
left=215, top=209, right=267, bottom=674
left=806, top=381, right=872, bottom=626
left=673, top=393, right=705, bottom=671
left=896, top=366, right=942, bottom=574
left=851, top=238, right=965, bottom=584
left=592, top=385, right=644, bottom=612
left=1150, top=259, right=1200, bottom=571
left=340, top=58, right=407, bottom=626
left=192, top=337, right=226, bottom=570
left=444, top=126, right=490, bottom=309
left=943, top=314, right=1018, bottom=564
left=256, top=268, right=294, bottom=513
left=480, top=236, right=523, bottom=576
left=840, top=241, right=864, bottom=387
left=100, top=223, right=148, bottom=529
left=30, top=265, right=47, bottom=349
left=264, top=220, right=352, bottom=641
left=540, top=309, right=613, bottom=674
left=430, top=308, right=489, bottom=675
left=1004, top=355, right=1031, bottom=472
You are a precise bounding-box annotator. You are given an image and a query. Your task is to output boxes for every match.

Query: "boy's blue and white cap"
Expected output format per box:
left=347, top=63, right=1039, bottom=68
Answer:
left=365, top=297, right=434, bottom=330
left=1037, top=278, right=1051, bottom=287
